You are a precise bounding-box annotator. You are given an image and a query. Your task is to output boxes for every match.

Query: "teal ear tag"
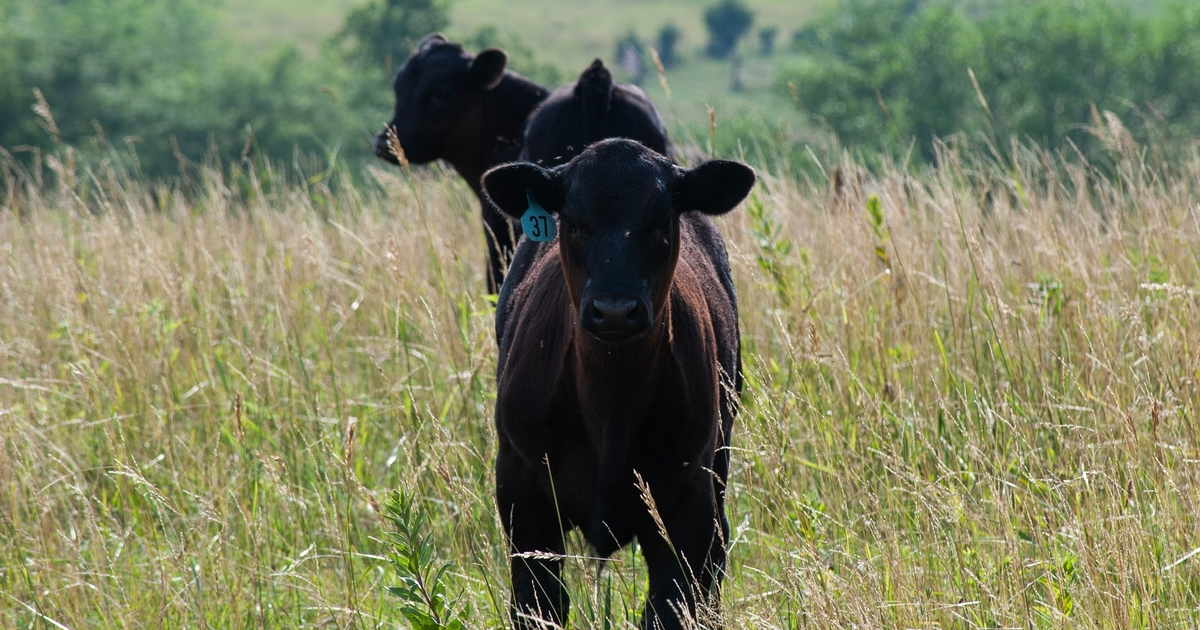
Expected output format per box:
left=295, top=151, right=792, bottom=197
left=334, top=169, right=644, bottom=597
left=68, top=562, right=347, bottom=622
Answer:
left=521, top=192, right=556, bottom=242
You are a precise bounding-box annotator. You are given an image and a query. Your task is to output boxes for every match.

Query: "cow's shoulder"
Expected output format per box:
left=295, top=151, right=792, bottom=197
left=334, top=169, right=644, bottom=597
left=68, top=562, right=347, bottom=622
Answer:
left=678, top=213, right=741, bottom=396
left=679, top=213, right=735, bottom=312
left=495, top=243, right=573, bottom=455
left=664, top=261, right=721, bottom=443
left=496, top=236, right=554, bottom=348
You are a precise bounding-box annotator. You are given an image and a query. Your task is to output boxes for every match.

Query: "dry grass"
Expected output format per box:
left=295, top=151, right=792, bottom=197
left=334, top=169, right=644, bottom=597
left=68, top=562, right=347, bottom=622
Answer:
left=1, top=132, right=1199, bottom=628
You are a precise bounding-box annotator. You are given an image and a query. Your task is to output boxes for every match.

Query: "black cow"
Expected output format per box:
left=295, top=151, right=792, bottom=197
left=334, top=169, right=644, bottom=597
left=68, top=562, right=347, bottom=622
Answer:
left=482, top=139, right=755, bottom=629
left=523, top=59, right=669, bottom=167
left=374, top=33, right=549, bottom=292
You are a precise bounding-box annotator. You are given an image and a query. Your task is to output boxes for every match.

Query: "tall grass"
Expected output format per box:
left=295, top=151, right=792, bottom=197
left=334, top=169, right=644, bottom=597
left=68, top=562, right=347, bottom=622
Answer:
left=1, top=126, right=1198, bottom=628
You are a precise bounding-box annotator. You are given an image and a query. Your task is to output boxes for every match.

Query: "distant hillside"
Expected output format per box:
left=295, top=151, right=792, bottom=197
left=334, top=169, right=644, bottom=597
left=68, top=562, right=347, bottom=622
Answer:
left=222, top=0, right=816, bottom=67
left=217, top=0, right=1175, bottom=158
left=222, top=0, right=819, bottom=149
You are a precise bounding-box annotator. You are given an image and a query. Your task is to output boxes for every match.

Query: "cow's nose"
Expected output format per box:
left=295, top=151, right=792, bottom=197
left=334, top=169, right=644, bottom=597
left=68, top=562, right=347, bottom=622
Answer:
left=374, top=134, right=393, bottom=160
left=585, top=296, right=649, bottom=337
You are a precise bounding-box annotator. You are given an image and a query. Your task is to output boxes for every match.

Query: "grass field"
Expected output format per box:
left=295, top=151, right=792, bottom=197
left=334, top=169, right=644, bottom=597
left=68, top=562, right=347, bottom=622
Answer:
left=3, top=120, right=1199, bottom=627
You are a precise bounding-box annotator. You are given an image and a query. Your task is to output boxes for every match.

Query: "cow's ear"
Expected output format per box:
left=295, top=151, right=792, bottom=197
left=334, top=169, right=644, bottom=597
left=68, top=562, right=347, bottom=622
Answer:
left=674, top=160, right=756, bottom=216
left=483, top=162, right=563, bottom=220
left=470, top=48, right=507, bottom=90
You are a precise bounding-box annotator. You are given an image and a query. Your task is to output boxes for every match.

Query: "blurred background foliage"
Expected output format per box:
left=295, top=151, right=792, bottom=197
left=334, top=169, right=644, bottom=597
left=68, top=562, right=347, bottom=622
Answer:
left=782, top=0, right=1200, bottom=159
left=2, top=0, right=1200, bottom=178
left=704, top=0, right=756, bottom=59
left=334, top=0, right=450, bottom=73
left=0, top=0, right=375, bottom=175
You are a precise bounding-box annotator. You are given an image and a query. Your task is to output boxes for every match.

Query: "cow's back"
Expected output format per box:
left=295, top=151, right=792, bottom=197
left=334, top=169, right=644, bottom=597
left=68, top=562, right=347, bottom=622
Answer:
left=523, top=68, right=668, bottom=166
left=605, top=83, right=669, bottom=155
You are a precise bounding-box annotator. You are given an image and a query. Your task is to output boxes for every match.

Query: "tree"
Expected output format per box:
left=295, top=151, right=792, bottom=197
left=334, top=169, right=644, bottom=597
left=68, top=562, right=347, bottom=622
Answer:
left=0, top=0, right=31, bottom=149
left=776, top=0, right=1198, bottom=160
left=335, top=0, right=450, bottom=73
left=759, top=27, right=778, bottom=56
left=778, top=0, right=978, bottom=158
left=704, top=0, right=754, bottom=59
left=0, top=0, right=376, bottom=176
left=1148, top=3, right=1200, bottom=135
left=975, top=0, right=1147, bottom=147
left=656, top=23, right=682, bottom=68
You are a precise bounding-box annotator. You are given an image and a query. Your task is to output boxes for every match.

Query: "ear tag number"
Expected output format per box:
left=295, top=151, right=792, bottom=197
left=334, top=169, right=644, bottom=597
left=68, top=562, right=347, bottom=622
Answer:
left=521, top=192, right=557, bottom=242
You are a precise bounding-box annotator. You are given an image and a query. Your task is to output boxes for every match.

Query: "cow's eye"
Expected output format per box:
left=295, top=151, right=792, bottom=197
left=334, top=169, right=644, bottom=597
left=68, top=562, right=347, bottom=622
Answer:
left=650, top=220, right=671, bottom=240
left=562, top=218, right=581, bottom=238
left=428, top=86, right=454, bottom=107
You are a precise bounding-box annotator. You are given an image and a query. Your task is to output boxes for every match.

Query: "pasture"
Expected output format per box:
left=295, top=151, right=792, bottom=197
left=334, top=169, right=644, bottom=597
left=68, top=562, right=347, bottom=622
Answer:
left=2, top=125, right=1199, bottom=627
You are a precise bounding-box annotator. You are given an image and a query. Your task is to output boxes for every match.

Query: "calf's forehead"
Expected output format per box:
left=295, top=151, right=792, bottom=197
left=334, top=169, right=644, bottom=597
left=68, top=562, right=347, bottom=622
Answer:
left=562, top=153, right=673, bottom=224
left=394, top=46, right=469, bottom=90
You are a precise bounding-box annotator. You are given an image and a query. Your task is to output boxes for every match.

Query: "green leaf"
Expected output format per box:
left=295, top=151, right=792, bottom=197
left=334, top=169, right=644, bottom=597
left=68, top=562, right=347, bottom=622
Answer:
left=867, top=193, right=884, bottom=230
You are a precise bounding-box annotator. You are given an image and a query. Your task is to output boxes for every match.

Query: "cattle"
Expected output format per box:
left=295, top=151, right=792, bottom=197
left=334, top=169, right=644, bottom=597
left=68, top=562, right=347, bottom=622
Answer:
left=482, top=139, right=755, bottom=629
left=374, top=33, right=549, bottom=292
left=376, top=40, right=670, bottom=292
left=523, top=59, right=669, bottom=167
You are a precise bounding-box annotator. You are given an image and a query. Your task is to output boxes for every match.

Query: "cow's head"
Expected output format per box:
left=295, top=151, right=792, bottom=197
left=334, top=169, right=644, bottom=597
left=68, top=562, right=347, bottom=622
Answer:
left=484, top=139, right=755, bottom=343
left=374, top=33, right=508, bottom=165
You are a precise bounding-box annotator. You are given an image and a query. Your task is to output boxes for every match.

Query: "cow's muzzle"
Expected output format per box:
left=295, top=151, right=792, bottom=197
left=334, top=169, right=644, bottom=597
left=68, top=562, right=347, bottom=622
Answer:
left=582, top=294, right=651, bottom=341
left=374, top=130, right=400, bottom=164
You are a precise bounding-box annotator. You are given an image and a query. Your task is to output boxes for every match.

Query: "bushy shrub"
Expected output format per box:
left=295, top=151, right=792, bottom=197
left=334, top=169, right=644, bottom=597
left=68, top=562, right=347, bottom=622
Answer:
left=333, top=0, right=450, bottom=75
left=1123, top=2, right=1200, bottom=137
left=2, top=0, right=223, bottom=150
left=901, top=4, right=981, bottom=153
left=0, top=16, right=31, bottom=150
left=657, top=23, right=682, bottom=68
left=975, top=0, right=1147, bottom=147
left=704, top=0, right=754, bottom=59
left=0, top=0, right=385, bottom=176
left=759, top=27, right=778, bottom=56
left=782, top=0, right=965, bottom=157
left=780, top=0, right=1200, bottom=159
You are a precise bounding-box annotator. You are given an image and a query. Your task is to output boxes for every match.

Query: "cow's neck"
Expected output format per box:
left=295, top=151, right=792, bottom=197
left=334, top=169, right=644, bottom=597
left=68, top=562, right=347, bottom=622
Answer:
left=445, top=73, right=548, bottom=200
left=569, top=308, right=673, bottom=547
left=570, top=324, right=670, bottom=418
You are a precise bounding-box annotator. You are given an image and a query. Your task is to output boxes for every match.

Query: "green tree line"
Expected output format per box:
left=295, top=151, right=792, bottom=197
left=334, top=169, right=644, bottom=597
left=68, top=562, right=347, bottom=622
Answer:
left=0, top=0, right=566, bottom=178
left=780, top=0, right=1200, bottom=159
left=6, top=0, right=1200, bottom=176
left=0, top=0, right=371, bottom=174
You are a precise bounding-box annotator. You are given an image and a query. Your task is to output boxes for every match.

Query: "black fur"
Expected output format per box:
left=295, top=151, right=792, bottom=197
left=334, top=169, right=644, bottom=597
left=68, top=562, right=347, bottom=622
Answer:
left=523, top=59, right=669, bottom=167
left=484, top=139, right=755, bottom=630
left=374, top=33, right=549, bottom=292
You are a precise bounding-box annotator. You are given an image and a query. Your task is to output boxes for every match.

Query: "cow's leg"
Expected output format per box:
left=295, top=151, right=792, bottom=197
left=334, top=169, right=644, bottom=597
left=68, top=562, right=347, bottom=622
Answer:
left=638, top=481, right=723, bottom=630
left=709, top=426, right=732, bottom=588
left=497, top=449, right=569, bottom=629
left=712, top=361, right=738, bottom=586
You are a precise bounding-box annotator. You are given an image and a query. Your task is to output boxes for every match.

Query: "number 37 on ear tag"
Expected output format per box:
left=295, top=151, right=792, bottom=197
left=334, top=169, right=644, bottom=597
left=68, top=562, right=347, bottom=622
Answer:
left=521, top=192, right=557, bottom=242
